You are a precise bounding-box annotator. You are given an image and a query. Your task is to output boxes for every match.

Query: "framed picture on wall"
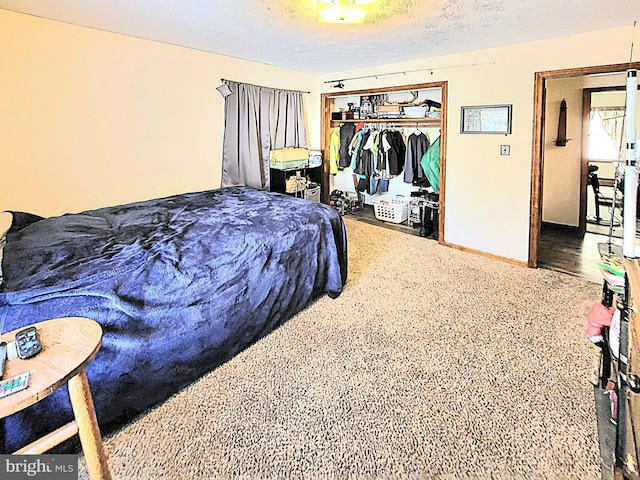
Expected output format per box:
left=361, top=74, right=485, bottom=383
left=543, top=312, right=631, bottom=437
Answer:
left=460, top=104, right=512, bottom=134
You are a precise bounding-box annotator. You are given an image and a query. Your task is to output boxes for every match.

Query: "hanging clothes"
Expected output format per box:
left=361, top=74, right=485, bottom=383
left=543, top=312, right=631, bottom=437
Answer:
left=339, top=123, right=356, bottom=169
left=349, top=128, right=366, bottom=170
left=361, top=130, right=380, bottom=194
left=403, top=130, right=430, bottom=186
left=353, top=129, right=372, bottom=177
left=371, top=128, right=407, bottom=194
left=369, top=176, right=389, bottom=194
left=387, top=130, right=406, bottom=176
left=337, top=124, right=409, bottom=193
left=376, top=131, right=392, bottom=180
left=348, top=127, right=370, bottom=193
left=420, top=136, right=441, bottom=194
left=329, top=128, right=340, bottom=175
left=370, top=130, right=389, bottom=194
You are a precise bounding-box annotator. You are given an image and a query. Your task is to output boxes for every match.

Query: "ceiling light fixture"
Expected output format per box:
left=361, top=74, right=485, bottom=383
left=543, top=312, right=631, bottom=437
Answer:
left=316, top=0, right=373, bottom=24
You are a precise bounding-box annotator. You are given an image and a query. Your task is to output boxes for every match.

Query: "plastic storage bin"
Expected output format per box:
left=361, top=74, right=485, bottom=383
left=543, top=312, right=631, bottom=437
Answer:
left=372, top=195, right=410, bottom=224
left=403, top=106, right=427, bottom=118
left=304, top=185, right=321, bottom=202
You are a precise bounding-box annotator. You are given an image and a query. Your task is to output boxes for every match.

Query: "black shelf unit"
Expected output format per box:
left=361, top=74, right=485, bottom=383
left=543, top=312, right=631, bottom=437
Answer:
left=270, top=165, right=322, bottom=200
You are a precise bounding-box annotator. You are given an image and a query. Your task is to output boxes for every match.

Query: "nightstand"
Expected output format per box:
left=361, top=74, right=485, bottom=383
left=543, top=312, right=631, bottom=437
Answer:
left=0, top=317, right=111, bottom=480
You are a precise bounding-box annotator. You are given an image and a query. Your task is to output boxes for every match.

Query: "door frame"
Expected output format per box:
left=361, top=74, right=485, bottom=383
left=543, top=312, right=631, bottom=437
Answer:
left=528, top=61, right=640, bottom=267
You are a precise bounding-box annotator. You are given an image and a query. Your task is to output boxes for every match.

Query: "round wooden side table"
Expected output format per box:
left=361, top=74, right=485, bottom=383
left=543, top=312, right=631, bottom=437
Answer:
left=0, top=317, right=112, bottom=480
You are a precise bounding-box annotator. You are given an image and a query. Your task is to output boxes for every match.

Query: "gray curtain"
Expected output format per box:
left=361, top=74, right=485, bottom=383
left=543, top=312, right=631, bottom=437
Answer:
left=221, top=80, right=308, bottom=190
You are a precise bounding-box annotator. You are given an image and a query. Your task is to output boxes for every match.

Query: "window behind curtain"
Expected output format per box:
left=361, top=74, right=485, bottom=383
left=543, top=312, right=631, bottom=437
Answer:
left=221, top=81, right=308, bottom=190
left=587, top=108, right=625, bottom=162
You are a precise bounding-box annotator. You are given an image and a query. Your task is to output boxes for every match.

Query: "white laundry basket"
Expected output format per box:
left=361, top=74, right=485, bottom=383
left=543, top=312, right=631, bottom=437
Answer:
left=372, top=195, right=410, bottom=224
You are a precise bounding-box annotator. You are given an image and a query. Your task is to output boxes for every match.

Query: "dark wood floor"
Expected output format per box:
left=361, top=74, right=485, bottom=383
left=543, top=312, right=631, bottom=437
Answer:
left=538, top=223, right=620, bottom=284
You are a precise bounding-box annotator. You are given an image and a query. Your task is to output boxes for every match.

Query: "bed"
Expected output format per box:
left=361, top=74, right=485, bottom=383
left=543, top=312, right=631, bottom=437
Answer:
left=0, top=186, right=347, bottom=452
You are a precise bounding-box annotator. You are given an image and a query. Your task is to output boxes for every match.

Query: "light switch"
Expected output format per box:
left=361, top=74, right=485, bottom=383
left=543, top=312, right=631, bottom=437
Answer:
left=500, top=145, right=510, bottom=156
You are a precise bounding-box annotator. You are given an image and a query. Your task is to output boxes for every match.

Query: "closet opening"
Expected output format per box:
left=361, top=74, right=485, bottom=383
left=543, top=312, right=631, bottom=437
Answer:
left=320, top=81, right=447, bottom=243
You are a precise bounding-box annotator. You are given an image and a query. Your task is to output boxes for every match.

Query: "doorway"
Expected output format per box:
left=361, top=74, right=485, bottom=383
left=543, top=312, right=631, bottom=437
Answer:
left=584, top=87, right=631, bottom=237
left=529, top=62, right=640, bottom=274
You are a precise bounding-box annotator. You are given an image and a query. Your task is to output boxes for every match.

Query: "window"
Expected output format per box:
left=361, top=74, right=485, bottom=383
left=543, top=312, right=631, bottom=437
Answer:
left=586, top=108, right=625, bottom=162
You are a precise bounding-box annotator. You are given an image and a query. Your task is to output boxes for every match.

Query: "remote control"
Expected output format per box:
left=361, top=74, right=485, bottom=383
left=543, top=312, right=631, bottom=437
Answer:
left=0, top=371, right=30, bottom=399
left=15, top=327, right=42, bottom=360
left=0, top=342, right=5, bottom=378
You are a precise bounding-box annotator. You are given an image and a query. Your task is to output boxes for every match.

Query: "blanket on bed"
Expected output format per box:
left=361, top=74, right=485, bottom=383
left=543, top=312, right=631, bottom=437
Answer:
left=0, top=187, right=347, bottom=452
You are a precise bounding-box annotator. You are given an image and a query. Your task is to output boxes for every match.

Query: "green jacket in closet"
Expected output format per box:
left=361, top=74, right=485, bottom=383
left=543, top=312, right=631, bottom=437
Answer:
left=420, top=136, right=441, bottom=194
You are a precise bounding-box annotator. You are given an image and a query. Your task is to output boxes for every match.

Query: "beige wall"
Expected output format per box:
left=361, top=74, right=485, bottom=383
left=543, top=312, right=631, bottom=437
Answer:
left=0, top=10, right=316, bottom=216
left=316, top=25, right=638, bottom=262
left=542, top=77, right=585, bottom=227
left=2, top=9, right=638, bottom=263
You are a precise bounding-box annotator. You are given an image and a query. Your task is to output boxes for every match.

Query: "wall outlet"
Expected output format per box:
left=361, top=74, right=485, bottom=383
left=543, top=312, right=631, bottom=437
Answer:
left=500, top=145, right=510, bottom=156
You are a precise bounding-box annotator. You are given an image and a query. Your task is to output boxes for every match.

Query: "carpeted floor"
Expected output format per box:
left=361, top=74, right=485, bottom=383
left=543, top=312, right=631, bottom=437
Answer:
left=80, top=217, right=603, bottom=479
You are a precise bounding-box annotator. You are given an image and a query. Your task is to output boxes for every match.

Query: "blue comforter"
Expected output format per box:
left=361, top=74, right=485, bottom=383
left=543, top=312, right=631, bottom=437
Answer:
left=0, top=187, right=347, bottom=452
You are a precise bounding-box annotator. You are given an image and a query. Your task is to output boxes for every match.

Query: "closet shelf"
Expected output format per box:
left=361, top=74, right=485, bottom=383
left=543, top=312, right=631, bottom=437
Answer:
left=330, top=118, right=441, bottom=126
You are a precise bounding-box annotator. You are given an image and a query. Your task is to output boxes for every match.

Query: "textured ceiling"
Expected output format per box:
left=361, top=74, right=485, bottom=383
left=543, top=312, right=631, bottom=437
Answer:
left=1, top=0, right=638, bottom=74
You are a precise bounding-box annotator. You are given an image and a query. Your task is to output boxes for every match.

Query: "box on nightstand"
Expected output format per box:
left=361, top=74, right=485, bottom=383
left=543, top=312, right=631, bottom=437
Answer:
left=270, top=148, right=309, bottom=170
